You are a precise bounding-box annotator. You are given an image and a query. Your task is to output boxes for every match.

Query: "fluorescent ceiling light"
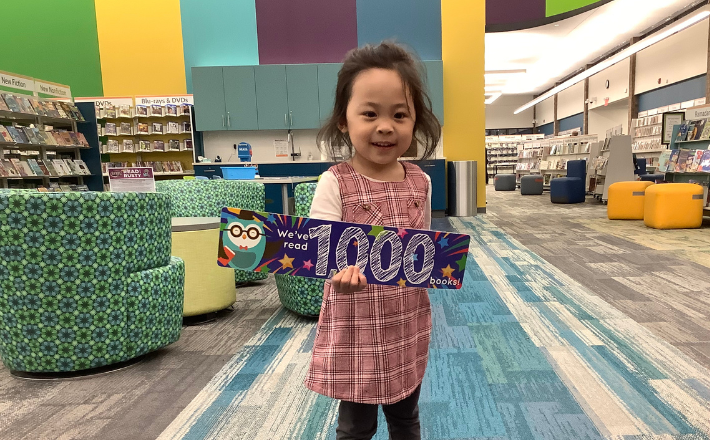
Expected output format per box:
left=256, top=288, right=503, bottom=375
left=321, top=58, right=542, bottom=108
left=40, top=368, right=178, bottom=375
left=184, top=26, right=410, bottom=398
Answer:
left=485, top=69, right=526, bottom=78
left=485, top=93, right=502, bottom=104
left=514, top=10, right=710, bottom=115
left=485, top=86, right=504, bottom=93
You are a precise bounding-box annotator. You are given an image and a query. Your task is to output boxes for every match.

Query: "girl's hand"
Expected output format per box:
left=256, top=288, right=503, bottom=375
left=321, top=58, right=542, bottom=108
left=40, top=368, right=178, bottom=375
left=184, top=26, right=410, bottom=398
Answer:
left=331, top=265, right=368, bottom=293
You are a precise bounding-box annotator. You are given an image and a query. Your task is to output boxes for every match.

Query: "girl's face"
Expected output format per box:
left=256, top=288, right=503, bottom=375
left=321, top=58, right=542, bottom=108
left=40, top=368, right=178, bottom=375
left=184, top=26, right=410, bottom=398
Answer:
left=341, top=68, right=416, bottom=167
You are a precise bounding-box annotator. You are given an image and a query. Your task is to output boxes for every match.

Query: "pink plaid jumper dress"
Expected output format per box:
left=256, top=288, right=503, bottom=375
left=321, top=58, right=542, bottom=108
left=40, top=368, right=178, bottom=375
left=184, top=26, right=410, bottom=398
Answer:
left=304, top=161, right=432, bottom=405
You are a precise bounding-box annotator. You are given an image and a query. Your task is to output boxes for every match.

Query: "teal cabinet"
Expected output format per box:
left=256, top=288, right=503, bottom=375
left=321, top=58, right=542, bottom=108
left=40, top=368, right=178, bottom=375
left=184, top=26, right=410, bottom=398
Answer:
left=255, top=65, right=289, bottom=130
left=423, top=61, right=444, bottom=125
left=317, top=63, right=342, bottom=124
left=223, top=66, right=258, bottom=131
left=192, top=67, right=227, bottom=131
left=286, top=65, right=321, bottom=129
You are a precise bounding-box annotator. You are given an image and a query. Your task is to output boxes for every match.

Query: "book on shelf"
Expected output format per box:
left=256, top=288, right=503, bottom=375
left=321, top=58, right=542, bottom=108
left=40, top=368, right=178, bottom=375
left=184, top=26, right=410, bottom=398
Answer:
left=104, top=104, right=117, bottom=119
left=678, top=124, right=688, bottom=142
left=27, top=159, right=46, bottom=176
left=121, top=139, right=135, bottom=153
left=0, top=126, right=12, bottom=142
left=0, top=94, right=9, bottom=112
left=689, top=150, right=704, bottom=173
left=11, top=159, right=34, bottom=176
left=700, top=150, right=710, bottom=172
left=153, top=140, right=165, bottom=152
left=150, top=104, right=163, bottom=117
left=676, top=150, right=689, bottom=172
left=119, top=122, right=132, bottom=135
left=104, top=122, right=117, bottom=136
left=119, top=105, right=132, bottom=118
left=150, top=122, right=163, bottom=134
left=74, top=160, right=91, bottom=175
left=667, top=149, right=680, bottom=171
left=107, top=139, right=120, bottom=153
left=42, top=159, right=59, bottom=177
left=52, top=159, right=71, bottom=175
left=700, top=123, right=710, bottom=140
left=2, top=94, right=23, bottom=113
left=135, top=105, right=148, bottom=117
left=1, top=159, right=19, bottom=177
left=692, top=120, right=705, bottom=141
left=657, top=150, right=672, bottom=172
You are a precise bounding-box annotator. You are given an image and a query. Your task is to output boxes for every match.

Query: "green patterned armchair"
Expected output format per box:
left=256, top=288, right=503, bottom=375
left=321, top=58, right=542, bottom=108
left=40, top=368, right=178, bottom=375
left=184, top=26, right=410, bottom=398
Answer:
left=0, top=191, right=185, bottom=373
left=155, top=179, right=269, bottom=285
left=275, top=183, right=325, bottom=317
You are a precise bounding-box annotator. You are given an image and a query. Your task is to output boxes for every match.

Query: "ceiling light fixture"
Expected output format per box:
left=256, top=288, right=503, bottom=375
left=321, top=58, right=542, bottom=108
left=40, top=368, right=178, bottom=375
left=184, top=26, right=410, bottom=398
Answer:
left=485, top=93, right=502, bottom=104
left=513, top=10, right=710, bottom=115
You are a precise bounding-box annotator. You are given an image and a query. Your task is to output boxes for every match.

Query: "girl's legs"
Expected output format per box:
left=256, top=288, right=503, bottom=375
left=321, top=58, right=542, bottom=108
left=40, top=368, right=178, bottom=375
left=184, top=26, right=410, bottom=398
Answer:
left=336, top=400, right=378, bottom=440
left=382, top=385, right=422, bottom=440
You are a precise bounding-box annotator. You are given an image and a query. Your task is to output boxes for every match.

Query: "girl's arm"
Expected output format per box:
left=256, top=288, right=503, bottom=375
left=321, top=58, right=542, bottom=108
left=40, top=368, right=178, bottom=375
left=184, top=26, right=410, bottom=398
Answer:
left=309, top=171, right=342, bottom=221
left=424, top=174, right=432, bottom=229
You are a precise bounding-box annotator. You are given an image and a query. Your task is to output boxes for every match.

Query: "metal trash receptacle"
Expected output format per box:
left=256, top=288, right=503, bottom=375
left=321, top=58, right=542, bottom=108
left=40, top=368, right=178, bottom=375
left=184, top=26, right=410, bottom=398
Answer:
left=447, top=161, right=477, bottom=217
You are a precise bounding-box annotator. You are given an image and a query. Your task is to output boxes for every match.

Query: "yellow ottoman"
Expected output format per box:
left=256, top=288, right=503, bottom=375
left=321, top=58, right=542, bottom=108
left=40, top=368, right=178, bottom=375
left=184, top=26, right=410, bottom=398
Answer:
left=644, top=183, right=704, bottom=229
left=607, top=181, right=654, bottom=220
left=172, top=217, right=237, bottom=316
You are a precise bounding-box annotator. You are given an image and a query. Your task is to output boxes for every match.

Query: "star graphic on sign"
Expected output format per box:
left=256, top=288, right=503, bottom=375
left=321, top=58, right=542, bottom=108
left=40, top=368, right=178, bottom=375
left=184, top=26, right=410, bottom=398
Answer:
left=279, top=254, right=295, bottom=269
left=441, top=264, right=455, bottom=279
left=456, top=255, right=467, bottom=272
left=353, top=240, right=359, bottom=247
left=266, top=214, right=277, bottom=223
left=303, top=260, right=314, bottom=270
left=438, top=237, right=449, bottom=248
left=397, top=228, right=408, bottom=238
left=368, top=225, right=385, bottom=238
left=397, top=278, right=407, bottom=287
left=412, top=254, right=418, bottom=262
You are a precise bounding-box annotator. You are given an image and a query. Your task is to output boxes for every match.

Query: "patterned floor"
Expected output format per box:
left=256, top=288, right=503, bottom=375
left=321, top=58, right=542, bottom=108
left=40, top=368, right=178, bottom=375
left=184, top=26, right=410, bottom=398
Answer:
left=156, top=214, right=710, bottom=440
left=4, top=188, right=710, bottom=439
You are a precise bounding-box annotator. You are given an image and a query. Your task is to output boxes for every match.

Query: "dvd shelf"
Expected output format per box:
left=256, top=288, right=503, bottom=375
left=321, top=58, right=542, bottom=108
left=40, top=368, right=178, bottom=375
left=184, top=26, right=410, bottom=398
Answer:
left=0, top=91, right=92, bottom=190
left=486, top=134, right=544, bottom=180
left=93, top=100, right=196, bottom=180
left=536, top=134, right=597, bottom=187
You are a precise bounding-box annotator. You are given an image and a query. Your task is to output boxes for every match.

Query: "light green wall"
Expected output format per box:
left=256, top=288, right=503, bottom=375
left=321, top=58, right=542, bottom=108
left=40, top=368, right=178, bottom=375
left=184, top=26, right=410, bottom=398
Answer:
left=547, top=0, right=600, bottom=17
left=0, top=0, right=103, bottom=97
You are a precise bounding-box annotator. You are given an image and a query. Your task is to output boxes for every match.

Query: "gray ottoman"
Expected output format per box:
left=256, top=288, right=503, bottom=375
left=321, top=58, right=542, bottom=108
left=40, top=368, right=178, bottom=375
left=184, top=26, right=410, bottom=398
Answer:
left=520, top=174, right=544, bottom=195
left=494, top=174, right=516, bottom=191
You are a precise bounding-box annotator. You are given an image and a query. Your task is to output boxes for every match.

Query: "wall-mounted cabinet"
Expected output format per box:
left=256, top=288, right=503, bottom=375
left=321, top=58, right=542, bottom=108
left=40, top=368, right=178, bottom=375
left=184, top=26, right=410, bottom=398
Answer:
left=193, top=60, right=445, bottom=131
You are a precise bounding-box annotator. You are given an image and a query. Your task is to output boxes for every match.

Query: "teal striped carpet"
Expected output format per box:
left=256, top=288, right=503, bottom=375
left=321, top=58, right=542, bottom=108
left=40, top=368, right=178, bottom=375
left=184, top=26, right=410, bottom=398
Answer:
left=158, top=217, right=710, bottom=440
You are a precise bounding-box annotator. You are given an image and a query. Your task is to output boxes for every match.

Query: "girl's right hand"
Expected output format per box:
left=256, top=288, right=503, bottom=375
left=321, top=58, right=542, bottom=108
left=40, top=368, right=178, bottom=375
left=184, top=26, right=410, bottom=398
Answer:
left=331, top=265, right=367, bottom=293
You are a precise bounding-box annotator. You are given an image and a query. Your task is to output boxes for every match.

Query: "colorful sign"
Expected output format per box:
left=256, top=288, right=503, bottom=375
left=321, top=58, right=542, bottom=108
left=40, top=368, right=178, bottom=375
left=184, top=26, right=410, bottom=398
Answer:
left=107, top=167, right=155, bottom=192
left=217, top=208, right=471, bottom=289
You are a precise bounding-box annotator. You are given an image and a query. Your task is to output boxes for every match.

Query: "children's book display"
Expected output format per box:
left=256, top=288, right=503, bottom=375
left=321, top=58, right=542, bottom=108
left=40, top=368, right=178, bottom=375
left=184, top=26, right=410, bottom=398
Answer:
left=217, top=208, right=471, bottom=289
left=658, top=149, right=710, bottom=173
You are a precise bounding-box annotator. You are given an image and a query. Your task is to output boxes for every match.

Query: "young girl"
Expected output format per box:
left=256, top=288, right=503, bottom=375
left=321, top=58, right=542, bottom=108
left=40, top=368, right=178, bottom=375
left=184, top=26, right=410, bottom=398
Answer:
left=304, top=41, right=441, bottom=440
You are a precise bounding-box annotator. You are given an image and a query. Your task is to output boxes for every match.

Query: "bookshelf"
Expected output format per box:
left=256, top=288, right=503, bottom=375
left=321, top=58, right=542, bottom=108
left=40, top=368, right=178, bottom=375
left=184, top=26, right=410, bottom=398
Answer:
left=486, top=134, right=543, bottom=180
left=515, top=139, right=543, bottom=182
left=0, top=72, right=95, bottom=191
left=588, top=135, right=634, bottom=202
left=76, top=96, right=196, bottom=184
left=537, top=134, right=597, bottom=187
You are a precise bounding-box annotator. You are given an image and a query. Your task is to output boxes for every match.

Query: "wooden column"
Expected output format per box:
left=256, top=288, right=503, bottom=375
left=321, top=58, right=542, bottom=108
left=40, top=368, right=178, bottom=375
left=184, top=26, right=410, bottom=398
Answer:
left=707, top=16, right=710, bottom=99
left=553, top=93, right=559, bottom=135
left=532, top=103, right=537, bottom=134
left=628, top=37, right=640, bottom=134
left=583, top=78, right=589, bottom=135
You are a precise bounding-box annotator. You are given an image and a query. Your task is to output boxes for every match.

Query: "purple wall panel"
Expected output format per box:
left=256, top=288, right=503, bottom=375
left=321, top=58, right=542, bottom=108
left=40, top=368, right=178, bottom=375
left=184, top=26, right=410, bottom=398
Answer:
left=486, top=0, right=545, bottom=26
left=256, top=0, right=358, bottom=65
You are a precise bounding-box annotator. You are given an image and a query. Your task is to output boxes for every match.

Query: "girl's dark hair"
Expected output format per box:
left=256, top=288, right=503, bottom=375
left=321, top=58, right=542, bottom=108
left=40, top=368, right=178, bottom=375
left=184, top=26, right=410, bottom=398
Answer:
left=317, top=41, right=442, bottom=161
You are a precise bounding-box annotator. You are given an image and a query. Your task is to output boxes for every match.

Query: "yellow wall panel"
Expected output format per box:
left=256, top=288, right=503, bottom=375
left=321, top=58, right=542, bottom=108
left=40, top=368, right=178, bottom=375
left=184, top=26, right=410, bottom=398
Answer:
left=95, top=0, right=186, bottom=97
left=441, top=0, right=486, bottom=208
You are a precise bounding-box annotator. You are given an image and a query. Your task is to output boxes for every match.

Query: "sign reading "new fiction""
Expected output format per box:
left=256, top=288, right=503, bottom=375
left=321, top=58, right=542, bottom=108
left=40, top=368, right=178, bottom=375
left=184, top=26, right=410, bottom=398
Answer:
left=217, top=208, right=471, bottom=289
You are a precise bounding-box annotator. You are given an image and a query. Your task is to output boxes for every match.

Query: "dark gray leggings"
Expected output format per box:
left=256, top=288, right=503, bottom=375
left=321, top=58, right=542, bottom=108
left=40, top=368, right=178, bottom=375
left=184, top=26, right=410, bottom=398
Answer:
left=335, top=385, right=421, bottom=440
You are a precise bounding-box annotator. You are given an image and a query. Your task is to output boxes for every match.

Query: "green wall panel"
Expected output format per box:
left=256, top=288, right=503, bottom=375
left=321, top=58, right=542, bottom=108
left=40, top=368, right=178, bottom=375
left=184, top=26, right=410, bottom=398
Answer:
left=546, top=0, right=600, bottom=17
left=0, top=0, right=103, bottom=97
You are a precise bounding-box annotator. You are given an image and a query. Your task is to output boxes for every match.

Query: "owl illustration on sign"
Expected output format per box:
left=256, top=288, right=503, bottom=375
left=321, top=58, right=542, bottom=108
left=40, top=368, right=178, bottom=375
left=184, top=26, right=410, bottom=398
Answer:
left=218, top=209, right=280, bottom=272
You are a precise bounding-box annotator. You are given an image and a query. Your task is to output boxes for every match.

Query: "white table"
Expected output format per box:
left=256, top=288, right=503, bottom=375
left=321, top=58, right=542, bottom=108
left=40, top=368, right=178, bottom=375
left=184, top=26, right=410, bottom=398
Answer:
left=254, top=176, right=319, bottom=215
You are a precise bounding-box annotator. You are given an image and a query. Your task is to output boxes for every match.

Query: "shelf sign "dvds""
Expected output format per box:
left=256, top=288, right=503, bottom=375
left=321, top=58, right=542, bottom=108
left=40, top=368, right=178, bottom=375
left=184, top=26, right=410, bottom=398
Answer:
left=217, top=208, right=471, bottom=289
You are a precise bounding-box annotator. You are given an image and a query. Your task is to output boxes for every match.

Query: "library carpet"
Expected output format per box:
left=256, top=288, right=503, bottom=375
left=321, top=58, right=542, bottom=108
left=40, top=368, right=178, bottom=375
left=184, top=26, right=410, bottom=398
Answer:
left=156, top=215, right=710, bottom=440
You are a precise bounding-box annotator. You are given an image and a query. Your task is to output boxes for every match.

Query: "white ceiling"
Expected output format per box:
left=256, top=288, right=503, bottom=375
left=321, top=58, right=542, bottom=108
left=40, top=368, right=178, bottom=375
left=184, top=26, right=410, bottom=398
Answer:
left=486, top=0, right=701, bottom=95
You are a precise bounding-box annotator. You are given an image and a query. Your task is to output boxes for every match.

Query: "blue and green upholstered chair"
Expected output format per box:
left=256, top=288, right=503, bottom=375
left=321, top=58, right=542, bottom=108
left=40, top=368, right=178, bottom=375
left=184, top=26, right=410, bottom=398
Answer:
left=0, top=191, right=185, bottom=374
left=154, top=179, right=269, bottom=286
left=274, top=183, right=325, bottom=317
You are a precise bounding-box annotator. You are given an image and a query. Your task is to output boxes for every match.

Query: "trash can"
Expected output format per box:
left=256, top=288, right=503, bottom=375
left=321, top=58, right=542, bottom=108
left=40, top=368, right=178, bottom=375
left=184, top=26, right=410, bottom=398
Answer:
left=447, top=161, right=477, bottom=217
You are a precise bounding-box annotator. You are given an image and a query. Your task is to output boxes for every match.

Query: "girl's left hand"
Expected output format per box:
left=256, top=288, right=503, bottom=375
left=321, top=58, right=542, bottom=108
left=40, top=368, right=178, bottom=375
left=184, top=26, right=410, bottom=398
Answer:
left=331, top=265, right=368, bottom=293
